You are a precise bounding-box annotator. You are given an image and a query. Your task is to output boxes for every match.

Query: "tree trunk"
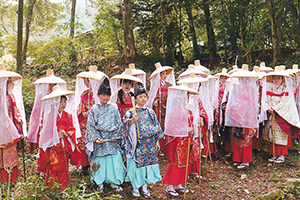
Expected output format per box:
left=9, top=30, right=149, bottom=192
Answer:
left=123, top=0, right=136, bottom=62
left=289, top=0, right=300, bottom=49
left=16, top=0, right=23, bottom=74
left=239, top=1, right=251, bottom=65
left=184, top=0, right=199, bottom=59
left=22, top=0, right=36, bottom=64
left=160, top=1, right=166, bottom=62
left=153, top=11, right=159, bottom=54
left=203, top=0, right=217, bottom=65
left=70, top=0, right=76, bottom=38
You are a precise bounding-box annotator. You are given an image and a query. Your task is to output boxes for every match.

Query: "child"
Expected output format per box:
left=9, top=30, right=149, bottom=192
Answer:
left=86, top=77, right=125, bottom=192
left=123, top=82, right=164, bottom=197
left=117, top=79, right=134, bottom=117
left=38, top=86, right=81, bottom=190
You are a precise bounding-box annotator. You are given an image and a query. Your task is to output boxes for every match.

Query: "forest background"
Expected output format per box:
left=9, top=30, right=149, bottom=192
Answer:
left=2, top=0, right=300, bottom=199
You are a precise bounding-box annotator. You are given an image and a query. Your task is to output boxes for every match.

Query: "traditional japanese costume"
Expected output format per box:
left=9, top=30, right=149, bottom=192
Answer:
left=0, top=64, right=26, bottom=183
left=37, top=86, right=81, bottom=190
left=123, top=82, right=164, bottom=190
left=86, top=77, right=125, bottom=186
left=75, top=66, right=107, bottom=168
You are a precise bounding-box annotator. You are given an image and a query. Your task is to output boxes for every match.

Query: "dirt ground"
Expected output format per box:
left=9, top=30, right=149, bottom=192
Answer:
left=69, top=141, right=300, bottom=200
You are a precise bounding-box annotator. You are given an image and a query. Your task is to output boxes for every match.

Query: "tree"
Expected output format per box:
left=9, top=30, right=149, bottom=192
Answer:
left=70, top=0, right=76, bottom=38
left=16, top=0, right=23, bottom=74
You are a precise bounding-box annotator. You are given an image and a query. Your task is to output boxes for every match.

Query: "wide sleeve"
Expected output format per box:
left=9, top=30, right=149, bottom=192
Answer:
left=86, top=106, right=99, bottom=143
left=149, top=108, right=164, bottom=140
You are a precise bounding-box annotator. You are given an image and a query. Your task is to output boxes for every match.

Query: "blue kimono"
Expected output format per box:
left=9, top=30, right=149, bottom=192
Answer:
left=123, top=106, right=164, bottom=189
left=86, top=102, right=125, bottom=185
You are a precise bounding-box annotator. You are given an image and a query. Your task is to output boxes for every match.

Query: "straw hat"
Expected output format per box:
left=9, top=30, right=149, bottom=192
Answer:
left=111, top=68, right=143, bottom=84
left=264, top=65, right=292, bottom=83
left=169, top=82, right=199, bottom=95
left=215, top=68, right=230, bottom=78
left=252, top=66, right=266, bottom=79
left=231, top=64, right=259, bottom=78
left=77, top=65, right=108, bottom=80
left=41, top=85, right=74, bottom=101
left=259, top=62, right=273, bottom=72
left=177, top=72, right=208, bottom=84
left=194, top=60, right=210, bottom=73
left=126, top=63, right=146, bottom=76
left=228, top=65, right=241, bottom=75
left=0, top=63, right=22, bottom=80
left=207, top=74, right=217, bottom=80
left=178, top=64, right=207, bottom=78
left=286, top=64, right=300, bottom=75
left=150, top=62, right=173, bottom=79
left=34, top=69, right=66, bottom=84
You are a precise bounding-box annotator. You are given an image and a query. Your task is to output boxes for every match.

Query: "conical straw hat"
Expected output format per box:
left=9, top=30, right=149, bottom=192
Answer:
left=228, top=65, right=241, bottom=75
left=231, top=64, right=259, bottom=78
left=177, top=72, right=208, bottom=84
left=0, top=63, right=22, bottom=80
left=34, top=69, right=66, bottom=84
left=215, top=68, right=230, bottom=77
left=178, top=64, right=207, bottom=78
left=150, top=62, right=173, bottom=79
left=41, top=85, right=74, bottom=101
left=252, top=66, right=266, bottom=79
left=77, top=65, right=108, bottom=80
left=169, top=82, right=199, bottom=94
left=126, top=63, right=146, bottom=75
left=259, top=62, right=274, bottom=72
left=194, top=60, right=210, bottom=73
left=264, top=65, right=292, bottom=82
left=111, top=68, right=143, bottom=84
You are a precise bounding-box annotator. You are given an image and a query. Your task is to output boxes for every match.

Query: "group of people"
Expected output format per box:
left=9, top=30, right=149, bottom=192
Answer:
left=1, top=60, right=300, bottom=197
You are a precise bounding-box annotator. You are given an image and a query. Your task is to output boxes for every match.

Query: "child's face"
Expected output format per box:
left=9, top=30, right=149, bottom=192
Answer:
left=135, top=93, right=148, bottom=107
left=121, top=81, right=132, bottom=92
left=273, top=75, right=283, bottom=86
left=220, top=75, right=228, bottom=84
left=160, top=71, right=168, bottom=81
left=48, top=83, right=55, bottom=93
left=59, top=97, right=67, bottom=113
left=98, top=94, right=111, bottom=105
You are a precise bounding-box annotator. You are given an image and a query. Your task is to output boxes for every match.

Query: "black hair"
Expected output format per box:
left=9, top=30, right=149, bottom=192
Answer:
left=120, top=79, right=133, bottom=85
left=98, top=77, right=111, bottom=95
left=60, top=95, right=67, bottom=101
left=118, top=89, right=134, bottom=105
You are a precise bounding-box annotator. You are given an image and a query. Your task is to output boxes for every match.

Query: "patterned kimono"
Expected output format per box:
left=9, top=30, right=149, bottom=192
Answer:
left=38, top=111, right=80, bottom=190
left=263, top=84, right=300, bottom=155
left=86, top=102, right=125, bottom=186
left=162, top=110, right=195, bottom=186
left=123, top=106, right=164, bottom=189
left=117, top=90, right=133, bottom=118
left=0, top=93, right=23, bottom=183
left=77, top=88, right=95, bottom=166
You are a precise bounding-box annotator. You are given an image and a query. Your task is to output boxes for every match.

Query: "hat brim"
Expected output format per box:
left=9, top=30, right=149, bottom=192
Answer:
left=178, top=69, right=207, bottom=78
left=228, top=68, right=241, bottom=75
left=177, top=77, right=208, bottom=84
left=230, top=70, right=259, bottom=78
left=168, top=85, right=199, bottom=94
left=34, top=76, right=67, bottom=84
left=214, top=72, right=230, bottom=77
left=264, top=71, right=292, bottom=83
left=259, top=67, right=274, bottom=72
left=129, top=69, right=146, bottom=76
left=150, top=66, right=173, bottom=79
left=111, top=74, right=143, bottom=84
left=194, top=65, right=210, bottom=73
left=0, top=70, right=22, bottom=81
left=207, top=75, right=217, bottom=80
left=77, top=71, right=108, bottom=80
left=41, top=90, right=74, bottom=101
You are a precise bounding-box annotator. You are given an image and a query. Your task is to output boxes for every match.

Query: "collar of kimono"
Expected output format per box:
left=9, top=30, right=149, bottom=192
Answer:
left=136, top=104, right=147, bottom=109
left=266, top=91, right=289, bottom=97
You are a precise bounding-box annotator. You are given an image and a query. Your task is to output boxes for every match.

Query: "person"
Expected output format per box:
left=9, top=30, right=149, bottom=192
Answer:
left=162, top=83, right=199, bottom=196
left=110, top=68, right=142, bottom=118
left=126, top=63, right=147, bottom=88
left=263, top=66, right=300, bottom=163
left=37, top=86, right=81, bottom=190
left=148, top=62, right=175, bottom=156
left=225, top=64, right=259, bottom=169
left=0, top=64, right=25, bottom=183
left=28, top=69, right=67, bottom=152
left=75, top=66, right=107, bottom=175
left=123, top=82, right=164, bottom=197
left=86, top=77, right=125, bottom=192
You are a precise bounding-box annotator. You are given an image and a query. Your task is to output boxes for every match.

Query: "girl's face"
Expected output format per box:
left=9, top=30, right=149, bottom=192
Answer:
left=98, top=93, right=111, bottom=105
left=135, top=93, right=148, bottom=107
left=59, top=97, right=67, bottom=113
left=121, top=81, right=132, bottom=92
left=220, top=75, right=228, bottom=84
left=48, top=83, right=55, bottom=93
left=273, top=75, right=283, bottom=86
left=84, top=78, right=91, bottom=88
left=160, top=71, right=168, bottom=81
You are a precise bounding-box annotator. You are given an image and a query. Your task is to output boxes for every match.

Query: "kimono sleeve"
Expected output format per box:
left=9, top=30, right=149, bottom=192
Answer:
left=149, top=108, right=164, bottom=140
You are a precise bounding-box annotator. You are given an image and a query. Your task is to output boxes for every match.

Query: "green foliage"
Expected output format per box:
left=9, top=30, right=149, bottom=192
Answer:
left=284, top=181, right=300, bottom=199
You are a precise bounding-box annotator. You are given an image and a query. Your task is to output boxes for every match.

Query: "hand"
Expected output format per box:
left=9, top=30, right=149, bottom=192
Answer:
left=82, top=111, right=89, bottom=118
left=268, top=109, right=274, bottom=114
left=59, top=130, right=68, bottom=139
left=96, top=139, right=105, bottom=144
left=188, top=127, right=194, bottom=135
left=156, top=140, right=160, bottom=152
left=199, top=117, right=204, bottom=127
left=132, top=114, right=139, bottom=123
left=153, top=100, right=158, bottom=107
